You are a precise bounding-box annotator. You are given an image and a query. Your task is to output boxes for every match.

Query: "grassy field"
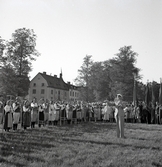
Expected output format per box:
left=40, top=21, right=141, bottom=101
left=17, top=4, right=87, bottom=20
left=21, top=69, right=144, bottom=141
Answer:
left=0, top=122, right=162, bottom=167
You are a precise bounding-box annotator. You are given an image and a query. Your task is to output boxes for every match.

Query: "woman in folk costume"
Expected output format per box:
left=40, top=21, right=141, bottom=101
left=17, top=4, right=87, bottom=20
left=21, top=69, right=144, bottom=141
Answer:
left=30, top=98, right=38, bottom=128
left=53, top=102, right=60, bottom=125
left=80, top=101, right=84, bottom=122
left=38, top=98, right=45, bottom=127
left=109, top=104, right=115, bottom=123
left=12, top=97, right=21, bottom=130
left=96, top=103, right=102, bottom=121
left=60, top=101, right=66, bottom=125
left=72, top=101, right=77, bottom=124
left=88, top=103, right=94, bottom=122
left=43, top=99, right=49, bottom=125
left=3, top=100, right=13, bottom=132
left=76, top=101, right=82, bottom=123
left=93, top=103, right=98, bottom=122
left=103, top=101, right=112, bottom=122
left=22, top=100, right=31, bottom=130
left=66, top=102, right=72, bottom=124
left=114, top=94, right=125, bottom=138
left=48, top=100, right=55, bottom=125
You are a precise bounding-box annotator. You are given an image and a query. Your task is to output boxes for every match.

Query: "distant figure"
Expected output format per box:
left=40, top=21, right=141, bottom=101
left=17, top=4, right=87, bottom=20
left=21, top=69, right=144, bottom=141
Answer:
left=22, top=100, right=31, bottom=130
left=4, top=100, right=13, bottom=132
left=114, top=94, right=124, bottom=138
left=12, top=97, right=21, bottom=130
left=31, top=98, right=38, bottom=128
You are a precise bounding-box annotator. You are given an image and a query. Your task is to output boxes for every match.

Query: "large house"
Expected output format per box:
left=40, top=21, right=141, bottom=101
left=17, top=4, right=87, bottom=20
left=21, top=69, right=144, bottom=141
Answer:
left=28, top=72, right=80, bottom=102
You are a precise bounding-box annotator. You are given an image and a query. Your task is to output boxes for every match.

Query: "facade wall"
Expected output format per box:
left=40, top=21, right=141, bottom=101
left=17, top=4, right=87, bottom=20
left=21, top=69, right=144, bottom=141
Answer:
left=46, top=88, right=69, bottom=102
left=29, top=73, right=80, bottom=102
left=69, top=89, right=80, bottom=101
left=29, top=74, right=48, bottom=102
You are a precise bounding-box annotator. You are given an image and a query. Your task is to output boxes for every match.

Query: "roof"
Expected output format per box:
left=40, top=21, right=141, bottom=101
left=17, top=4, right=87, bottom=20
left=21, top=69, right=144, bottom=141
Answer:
left=39, top=72, right=69, bottom=90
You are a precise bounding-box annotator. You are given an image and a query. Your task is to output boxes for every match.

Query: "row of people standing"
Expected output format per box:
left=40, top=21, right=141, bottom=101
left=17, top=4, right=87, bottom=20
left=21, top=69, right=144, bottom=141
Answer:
left=123, top=101, right=162, bottom=124
left=0, top=98, right=115, bottom=131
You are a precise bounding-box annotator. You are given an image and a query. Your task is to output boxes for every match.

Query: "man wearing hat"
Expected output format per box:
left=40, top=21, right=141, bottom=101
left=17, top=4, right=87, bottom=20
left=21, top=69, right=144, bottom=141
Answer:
left=114, top=94, right=124, bottom=138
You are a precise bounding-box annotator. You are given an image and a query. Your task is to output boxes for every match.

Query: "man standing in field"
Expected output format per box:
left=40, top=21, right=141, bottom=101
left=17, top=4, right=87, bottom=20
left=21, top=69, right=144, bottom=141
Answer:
left=114, top=94, right=124, bottom=138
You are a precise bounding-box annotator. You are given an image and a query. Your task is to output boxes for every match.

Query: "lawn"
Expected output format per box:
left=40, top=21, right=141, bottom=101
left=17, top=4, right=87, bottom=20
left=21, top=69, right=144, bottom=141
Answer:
left=0, top=122, right=162, bottom=167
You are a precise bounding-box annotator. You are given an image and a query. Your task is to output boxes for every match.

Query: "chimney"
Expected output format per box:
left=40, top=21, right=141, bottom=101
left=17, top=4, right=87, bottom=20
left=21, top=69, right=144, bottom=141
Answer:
left=54, top=75, right=57, bottom=78
left=67, top=82, right=71, bottom=85
left=43, top=72, right=46, bottom=75
left=60, top=72, right=62, bottom=79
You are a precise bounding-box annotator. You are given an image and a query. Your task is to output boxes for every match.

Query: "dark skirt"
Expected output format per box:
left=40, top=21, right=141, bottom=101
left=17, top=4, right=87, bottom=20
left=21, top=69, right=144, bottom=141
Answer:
left=61, top=109, right=66, bottom=118
left=39, top=112, right=44, bottom=121
left=72, top=110, right=77, bottom=118
left=23, top=112, right=31, bottom=127
left=3, top=112, right=12, bottom=130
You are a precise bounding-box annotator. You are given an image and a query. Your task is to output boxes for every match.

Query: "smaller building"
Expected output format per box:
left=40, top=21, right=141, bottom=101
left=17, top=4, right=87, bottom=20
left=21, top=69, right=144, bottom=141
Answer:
left=28, top=72, right=80, bottom=102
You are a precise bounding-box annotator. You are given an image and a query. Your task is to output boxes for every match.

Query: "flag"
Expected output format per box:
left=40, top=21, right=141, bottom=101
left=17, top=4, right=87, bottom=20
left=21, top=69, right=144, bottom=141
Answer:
left=159, top=78, right=162, bottom=124
left=151, top=82, right=155, bottom=107
left=145, top=82, right=151, bottom=109
left=159, top=78, right=162, bottom=105
left=133, top=75, right=137, bottom=107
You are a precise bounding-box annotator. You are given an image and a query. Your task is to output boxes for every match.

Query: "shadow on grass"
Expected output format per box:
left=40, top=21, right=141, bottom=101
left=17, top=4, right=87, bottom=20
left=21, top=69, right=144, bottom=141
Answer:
left=62, top=137, right=161, bottom=151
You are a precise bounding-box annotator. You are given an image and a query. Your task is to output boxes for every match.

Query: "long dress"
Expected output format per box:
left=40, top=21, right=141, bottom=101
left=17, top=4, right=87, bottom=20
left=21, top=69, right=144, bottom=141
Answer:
left=76, top=105, right=82, bottom=120
left=3, top=105, right=13, bottom=131
left=12, top=103, right=21, bottom=125
left=38, top=105, right=44, bottom=126
left=54, top=103, right=60, bottom=121
left=31, top=102, right=38, bottom=123
left=43, top=103, right=49, bottom=124
left=22, top=105, right=31, bottom=128
left=114, top=98, right=124, bottom=138
left=49, top=103, right=55, bottom=122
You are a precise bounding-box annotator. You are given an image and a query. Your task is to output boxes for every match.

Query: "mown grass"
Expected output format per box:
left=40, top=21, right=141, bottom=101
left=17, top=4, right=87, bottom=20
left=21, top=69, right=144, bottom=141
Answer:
left=0, top=122, right=162, bottom=167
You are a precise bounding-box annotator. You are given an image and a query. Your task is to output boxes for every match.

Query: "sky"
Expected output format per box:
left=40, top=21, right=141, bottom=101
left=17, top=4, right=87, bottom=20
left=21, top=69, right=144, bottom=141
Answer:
left=0, top=0, right=162, bottom=84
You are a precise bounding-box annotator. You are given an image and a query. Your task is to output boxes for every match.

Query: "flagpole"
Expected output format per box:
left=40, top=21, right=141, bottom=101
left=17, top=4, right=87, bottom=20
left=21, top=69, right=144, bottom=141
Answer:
left=159, top=78, right=162, bottom=124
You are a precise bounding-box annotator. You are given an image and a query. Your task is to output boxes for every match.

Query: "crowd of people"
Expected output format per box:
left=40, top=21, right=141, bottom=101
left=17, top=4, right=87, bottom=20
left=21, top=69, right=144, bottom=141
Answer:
left=0, top=95, right=162, bottom=137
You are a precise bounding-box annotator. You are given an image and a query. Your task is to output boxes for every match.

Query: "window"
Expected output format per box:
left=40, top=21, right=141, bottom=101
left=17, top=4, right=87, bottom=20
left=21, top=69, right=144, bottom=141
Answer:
left=51, top=90, right=53, bottom=94
left=33, top=83, right=36, bottom=87
left=42, top=83, right=44, bottom=87
left=32, top=89, right=36, bottom=94
left=41, top=89, right=45, bottom=94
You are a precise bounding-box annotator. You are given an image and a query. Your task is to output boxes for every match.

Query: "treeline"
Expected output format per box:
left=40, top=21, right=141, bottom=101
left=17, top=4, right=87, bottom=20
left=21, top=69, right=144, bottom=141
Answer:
left=0, top=28, right=39, bottom=97
left=75, top=46, right=160, bottom=102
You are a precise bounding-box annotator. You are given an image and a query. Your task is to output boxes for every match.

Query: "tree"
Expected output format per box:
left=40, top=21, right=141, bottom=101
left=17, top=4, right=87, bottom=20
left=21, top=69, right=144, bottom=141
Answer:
left=109, top=46, right=140, bottom=101
left=0, top=37, right=6, bottom=66
left=6, top=28, right=39, bottom=76
left=89, top=61, right=112, bottom=101
left=75, top=55, right=93, bottom=102
left=0, top=28, right=39, bottom=97
left=0, top=65, right=18, bottom=96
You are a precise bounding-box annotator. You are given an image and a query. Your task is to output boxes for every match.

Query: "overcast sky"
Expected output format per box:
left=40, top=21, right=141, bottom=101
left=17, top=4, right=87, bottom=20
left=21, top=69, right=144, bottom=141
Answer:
left=0, top=0, right=162, bottom=84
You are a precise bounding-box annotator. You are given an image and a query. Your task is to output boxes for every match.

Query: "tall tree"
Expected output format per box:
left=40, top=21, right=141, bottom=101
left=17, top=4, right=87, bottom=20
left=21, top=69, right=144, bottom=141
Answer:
left=0, top=37, right=6, bottom=65
left=0, top=28, right=39, bottom=97
left=75, top=55, right=93, bottom=102
left=6, top=28, right=39, bottom=76
left=109, top=46, right=140, bottom=101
